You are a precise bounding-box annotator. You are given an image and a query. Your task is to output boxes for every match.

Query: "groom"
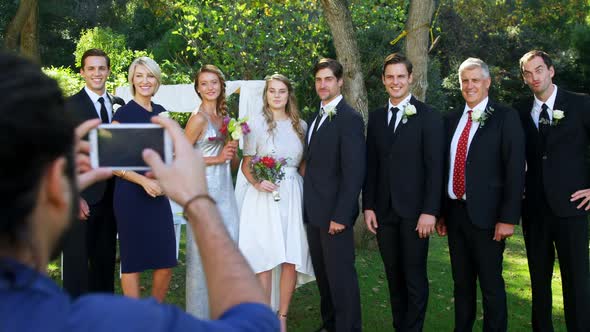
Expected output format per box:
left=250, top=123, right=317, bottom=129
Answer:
left=304, top=58, right=366, bottom=332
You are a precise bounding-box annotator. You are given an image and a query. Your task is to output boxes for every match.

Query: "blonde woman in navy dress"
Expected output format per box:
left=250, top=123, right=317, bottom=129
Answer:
left=112, top=57, right=177, bottom=302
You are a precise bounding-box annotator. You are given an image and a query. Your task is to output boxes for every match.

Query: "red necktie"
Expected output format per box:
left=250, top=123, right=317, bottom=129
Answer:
left=452, top=110, right=472, bottom=199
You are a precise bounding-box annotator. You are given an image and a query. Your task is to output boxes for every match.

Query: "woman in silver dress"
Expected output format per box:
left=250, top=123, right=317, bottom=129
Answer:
left=183, top=64, right=240, bottom=318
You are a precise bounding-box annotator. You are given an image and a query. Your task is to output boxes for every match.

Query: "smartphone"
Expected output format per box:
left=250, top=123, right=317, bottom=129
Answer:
left=89, top=124, right=173, bottom=170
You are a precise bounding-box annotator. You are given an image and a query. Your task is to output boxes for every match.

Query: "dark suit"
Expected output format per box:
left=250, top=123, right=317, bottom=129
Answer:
left=363, top=97, right=444, bottom=331
left=515, top=88, right=590, bottom=332
left=62, top=88, right=124, bottom=297
left=304, top=98, right=366, bottom=332
left=443, top=100, right=525, bottom=332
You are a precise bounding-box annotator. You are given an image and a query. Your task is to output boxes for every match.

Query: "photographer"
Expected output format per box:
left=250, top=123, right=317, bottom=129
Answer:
left=0, top=52, right=277, bottom=331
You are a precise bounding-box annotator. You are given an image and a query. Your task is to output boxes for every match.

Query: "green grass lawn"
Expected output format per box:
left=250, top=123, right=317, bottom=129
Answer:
left=50, top=226, right=575, bottom=331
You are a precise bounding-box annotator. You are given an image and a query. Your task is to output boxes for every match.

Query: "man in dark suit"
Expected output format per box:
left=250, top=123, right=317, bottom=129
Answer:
left=62, top=49, right=124, bottom=297
left=515, top=50, right=590, bottom=331
left=363, top=53, right=444, bottom=331
left=303, top=58, right=366, bottom=332
left=436, top=58, right=525, bottom=332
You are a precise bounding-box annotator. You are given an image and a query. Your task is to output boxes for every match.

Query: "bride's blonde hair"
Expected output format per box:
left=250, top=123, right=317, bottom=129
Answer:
left=262, top=74, right=304, bottom=142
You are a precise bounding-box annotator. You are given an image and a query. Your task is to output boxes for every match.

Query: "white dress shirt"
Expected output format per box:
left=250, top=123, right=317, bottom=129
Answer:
left=387, top=94, right=412, bottom=131
left=84, top=86, right=113, bottom=123
left=447, top=97, right=489, bottom=200
left=307, top=94, right=343, bottom=143
left=531, top=84, right=558, bottom=128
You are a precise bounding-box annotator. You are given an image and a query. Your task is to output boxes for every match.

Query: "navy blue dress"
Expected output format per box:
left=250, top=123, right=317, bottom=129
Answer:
left=112, top=100, right=177, bottom=273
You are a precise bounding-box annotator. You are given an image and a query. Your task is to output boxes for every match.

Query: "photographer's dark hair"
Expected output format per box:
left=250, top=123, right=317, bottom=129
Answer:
left=313, top=58, right=344, bottom=80
left=382, top=53, right=413, bottom=76
left=81, top=48, right=110, bottom=69
left=0, top=52, right=76, bottom=253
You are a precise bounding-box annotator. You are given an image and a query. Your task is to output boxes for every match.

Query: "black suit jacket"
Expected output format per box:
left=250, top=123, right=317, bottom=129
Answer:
left=66, top=88, right=125, bottom=205
left=443, top=100, right=525, bottom=229
left=363, top=96, right=444, bottom=221
left=515, top=88, right=590, bottom=218
left=303, top=99, right=366, bottom=228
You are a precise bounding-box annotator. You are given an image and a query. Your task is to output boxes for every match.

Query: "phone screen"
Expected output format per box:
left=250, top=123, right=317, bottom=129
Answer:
left=91, top=125, right=169, bottom=169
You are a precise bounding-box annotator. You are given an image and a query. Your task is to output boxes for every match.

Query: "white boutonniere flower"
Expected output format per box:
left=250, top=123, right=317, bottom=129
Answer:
left=470, top=106, right=494, bottom=127
left=552, top=109, right=564, bottom=125
left=401, top=103, right=417, bottom=124
left=113, top=103, right=122, bottom=112
left=324, top=105, right=337, bottom=121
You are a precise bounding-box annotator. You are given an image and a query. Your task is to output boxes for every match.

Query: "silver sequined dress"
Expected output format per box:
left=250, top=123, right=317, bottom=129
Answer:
left=185, top=111, right=239, bottom=319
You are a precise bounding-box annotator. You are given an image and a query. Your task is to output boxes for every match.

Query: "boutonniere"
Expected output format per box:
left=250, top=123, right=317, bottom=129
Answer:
left=552, top=109, right=564, bottom=125
left=113, top=103, right=122, bottom=113
left=324, top=105, right=337, bottom=121
left=401, top=103, right=417, bottom=124
left=471, top=106, right=494, bottom=127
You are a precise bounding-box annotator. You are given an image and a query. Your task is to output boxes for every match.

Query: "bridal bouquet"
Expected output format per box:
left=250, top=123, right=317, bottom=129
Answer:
left=158, top=111, right=191, bottom=128
left=250, top=156, right=287, bottom=201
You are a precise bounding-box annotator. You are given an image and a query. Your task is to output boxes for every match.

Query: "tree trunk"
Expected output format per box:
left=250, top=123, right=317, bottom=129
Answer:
left=320, top=0, right=375, bottom=249
left=405, top=0, right=435, bottom=102
left=20, top=0, right=39, bottom=61
left=320, top=0, right=368, bottom=123
left=4, top=0, right=39, bottom=61
left=4, top=0, right=36, bottom=49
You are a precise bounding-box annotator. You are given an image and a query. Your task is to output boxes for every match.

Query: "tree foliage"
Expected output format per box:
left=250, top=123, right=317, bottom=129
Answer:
left=167, top=0, right=330, bottom=114
left=42, top=66, right=84, bottom=97
left=431, top=0, right=590, bottom=110
left=74, top=27, right=151, bottom=93
left=3, top=0, right=589, bottom=116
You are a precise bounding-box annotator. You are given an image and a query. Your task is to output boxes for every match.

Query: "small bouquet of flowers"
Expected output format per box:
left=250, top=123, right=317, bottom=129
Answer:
left=250, top=155, right=287, bottom=201
left=210, top=116, right=251, bottom=142
left=158, top=111, right=192, bottom=129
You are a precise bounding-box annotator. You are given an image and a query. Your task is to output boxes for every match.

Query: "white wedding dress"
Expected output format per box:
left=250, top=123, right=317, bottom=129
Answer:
left=238, top=118, right=314, bottom=285
left=186, top=111, right=240, bottom=319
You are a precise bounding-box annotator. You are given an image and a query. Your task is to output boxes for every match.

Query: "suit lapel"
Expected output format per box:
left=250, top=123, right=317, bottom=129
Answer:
left=448, top=109, right=462, bottom=144
left=380, top=105, right=395, bottom=143
left=546, top=89, right=568, bottom=146
left=306, top=110, right=321, bottom=154
left=521, top=98, right=537, bottom=134
left=393, top=97, right=419, bottom=139
left=467, top=101, right=496, bottom=153
left=79, top=89, right=99, bottom=120
left=307, top=99, right=346, bottom=157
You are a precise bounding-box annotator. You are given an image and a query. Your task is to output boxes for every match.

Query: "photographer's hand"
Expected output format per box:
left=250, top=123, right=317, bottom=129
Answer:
left=74, top=119, right=113, bottom=190
left=143, top=116, right=207, bottom=204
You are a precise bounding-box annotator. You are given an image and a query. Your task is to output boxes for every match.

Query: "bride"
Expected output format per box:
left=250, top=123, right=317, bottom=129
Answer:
left=238, top=74, right=314, bottom=332
left=183, top=64, right=239, bottom=319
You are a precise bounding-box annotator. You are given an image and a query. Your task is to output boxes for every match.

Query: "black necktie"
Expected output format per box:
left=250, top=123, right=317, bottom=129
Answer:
left=310, top=107, right=324, bottom=142
left=388, top=107, right=399, bottom=132
left=98, top=97, right=109, bottom=124
left=539, top=103, right=550, bottom=137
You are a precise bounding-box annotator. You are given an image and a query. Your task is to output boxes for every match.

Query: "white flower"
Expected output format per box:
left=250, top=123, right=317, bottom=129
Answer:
left=470, top=106, right=494, bottom=127
left=323, top=105, right=337, bottom=121
left=113, top=104, right=122, bottom=112
left=404, top=104, right=417, bottom=116
left=159, top=111, right=170, bottom=118
left=553, top=110, right=564, bottom=120
left=471, top=108, right=484, bottom=122
left=231, top=126, right=243, bottom=140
